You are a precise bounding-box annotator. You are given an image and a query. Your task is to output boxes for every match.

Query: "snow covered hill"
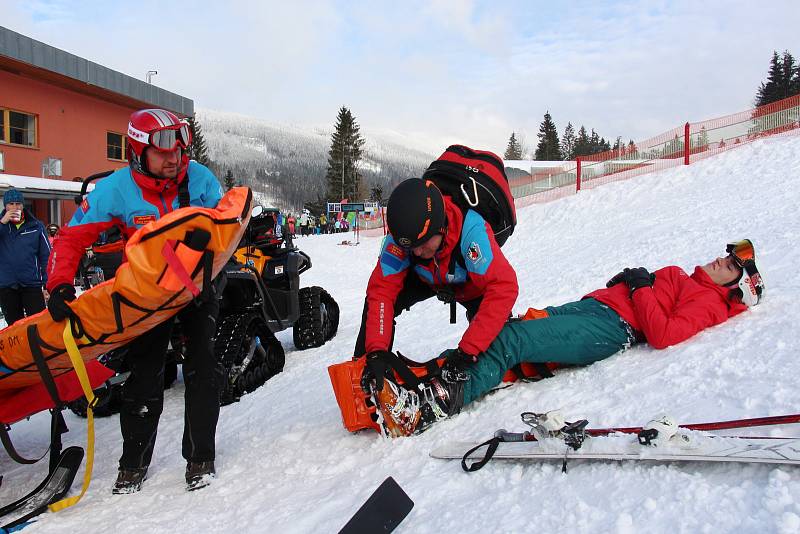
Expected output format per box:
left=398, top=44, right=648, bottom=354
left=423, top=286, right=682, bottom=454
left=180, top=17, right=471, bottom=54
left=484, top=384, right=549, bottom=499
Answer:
left=5, top=134, right=800, bottom=533
left=198, top=108, right=435, bottom=211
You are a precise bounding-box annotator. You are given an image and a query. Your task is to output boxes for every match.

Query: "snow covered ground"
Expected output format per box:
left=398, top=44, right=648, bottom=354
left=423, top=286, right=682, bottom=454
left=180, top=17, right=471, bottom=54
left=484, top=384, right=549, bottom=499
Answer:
left=4, top=134, right=800, bottom=533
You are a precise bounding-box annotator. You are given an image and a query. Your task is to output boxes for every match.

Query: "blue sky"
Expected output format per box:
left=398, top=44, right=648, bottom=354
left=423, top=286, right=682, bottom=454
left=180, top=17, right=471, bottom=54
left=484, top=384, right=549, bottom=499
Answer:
left=3, top=0, right=799, bottom=154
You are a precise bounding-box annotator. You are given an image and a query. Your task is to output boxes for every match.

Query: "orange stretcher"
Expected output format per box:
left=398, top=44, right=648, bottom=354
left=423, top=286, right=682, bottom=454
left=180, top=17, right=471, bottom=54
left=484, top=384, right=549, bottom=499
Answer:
left=0, top=186, right=252, bottom=393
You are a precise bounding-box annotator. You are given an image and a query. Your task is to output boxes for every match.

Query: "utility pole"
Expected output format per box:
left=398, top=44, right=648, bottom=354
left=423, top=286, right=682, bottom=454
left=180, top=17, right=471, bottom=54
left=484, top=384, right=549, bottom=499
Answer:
left=146, top=70, right=158, bottom=84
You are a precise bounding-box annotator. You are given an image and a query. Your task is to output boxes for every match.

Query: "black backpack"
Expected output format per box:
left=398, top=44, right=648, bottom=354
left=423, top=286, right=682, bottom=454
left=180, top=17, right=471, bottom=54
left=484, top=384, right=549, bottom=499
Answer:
left=421, top=144, right=516, bottom=246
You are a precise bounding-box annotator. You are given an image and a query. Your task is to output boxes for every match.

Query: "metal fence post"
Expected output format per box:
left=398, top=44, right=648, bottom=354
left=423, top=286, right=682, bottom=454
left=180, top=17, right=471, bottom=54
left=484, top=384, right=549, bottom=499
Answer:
left=684, top=122, right=690, bottom=165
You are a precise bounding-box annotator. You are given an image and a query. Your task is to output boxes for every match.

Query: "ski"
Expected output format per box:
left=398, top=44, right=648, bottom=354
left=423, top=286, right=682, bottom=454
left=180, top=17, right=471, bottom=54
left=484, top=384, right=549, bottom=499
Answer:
left=0, top=446, right=84, bottom=532
left=337, top=477, right=414, bottom=534
left=430, top=412, right=800, bottom=472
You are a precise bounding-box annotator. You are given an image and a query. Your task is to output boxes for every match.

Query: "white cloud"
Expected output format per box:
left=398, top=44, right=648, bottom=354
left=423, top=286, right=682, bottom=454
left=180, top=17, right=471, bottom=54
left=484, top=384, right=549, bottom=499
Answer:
left=3, top=0, right=799, bottom=155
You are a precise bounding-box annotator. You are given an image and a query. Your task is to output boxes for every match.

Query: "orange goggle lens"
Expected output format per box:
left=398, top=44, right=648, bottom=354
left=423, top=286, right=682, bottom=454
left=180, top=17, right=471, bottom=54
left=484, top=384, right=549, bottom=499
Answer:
left=726, top=239, right=755, bottom=267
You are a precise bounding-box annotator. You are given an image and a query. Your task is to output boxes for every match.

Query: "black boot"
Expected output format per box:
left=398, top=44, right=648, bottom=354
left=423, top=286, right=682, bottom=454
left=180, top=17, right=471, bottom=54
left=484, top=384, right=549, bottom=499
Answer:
left=112, top=467, right=148, bottom=494
left=186, top=461, right=216, bottom=491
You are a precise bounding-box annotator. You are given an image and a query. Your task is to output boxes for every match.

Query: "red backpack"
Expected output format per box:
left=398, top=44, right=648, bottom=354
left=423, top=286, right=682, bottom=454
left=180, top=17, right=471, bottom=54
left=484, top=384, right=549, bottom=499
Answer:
left=421, top=144, right=516, bottom=246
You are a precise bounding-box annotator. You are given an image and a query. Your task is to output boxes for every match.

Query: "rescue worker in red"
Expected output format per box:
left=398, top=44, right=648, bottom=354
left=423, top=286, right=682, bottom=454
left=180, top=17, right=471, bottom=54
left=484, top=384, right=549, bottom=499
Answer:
left=354, top=177, right=519, bottom=424
left=373, top=239, right=765, bottom=437
left=46, top=109, right=224, bottom=493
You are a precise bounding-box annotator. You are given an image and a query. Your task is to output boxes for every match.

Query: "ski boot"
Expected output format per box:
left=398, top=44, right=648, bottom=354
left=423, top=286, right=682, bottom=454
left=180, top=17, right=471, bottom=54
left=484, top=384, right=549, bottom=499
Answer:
left=372, top=369, right=465, bottom=438
left=112, top=466, right=148, bottom=494
left=186, top=461, right=216, bottom=491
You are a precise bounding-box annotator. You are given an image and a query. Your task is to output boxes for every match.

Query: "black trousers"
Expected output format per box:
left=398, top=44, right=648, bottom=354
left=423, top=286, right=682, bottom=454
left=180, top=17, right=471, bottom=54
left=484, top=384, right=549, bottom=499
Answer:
left=353, top=274, right=482, bottom=358
left=0, top=286, right=45, bottom=326
left=118, top=296, right=221, bottom=469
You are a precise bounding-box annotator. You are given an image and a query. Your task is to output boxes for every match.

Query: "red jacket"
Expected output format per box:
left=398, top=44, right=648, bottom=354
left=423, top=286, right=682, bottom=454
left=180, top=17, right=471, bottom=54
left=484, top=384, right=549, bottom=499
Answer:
left=585, top=266, right=747, bottom=349
left=364, top=196, right=518, bottom=356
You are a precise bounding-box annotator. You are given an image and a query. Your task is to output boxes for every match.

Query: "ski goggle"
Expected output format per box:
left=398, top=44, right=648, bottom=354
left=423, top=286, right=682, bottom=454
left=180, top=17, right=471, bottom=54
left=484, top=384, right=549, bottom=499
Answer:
left=726, top=239, right=755, bottom=267
left=128, top=122, right=192, bottom=151
left=725, top=239, right=763, bottom=307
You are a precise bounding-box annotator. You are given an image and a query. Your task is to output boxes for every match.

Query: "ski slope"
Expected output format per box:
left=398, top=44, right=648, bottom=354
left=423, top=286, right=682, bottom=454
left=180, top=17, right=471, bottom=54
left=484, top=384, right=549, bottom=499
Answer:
left=4, top=134, right=800, bottom=533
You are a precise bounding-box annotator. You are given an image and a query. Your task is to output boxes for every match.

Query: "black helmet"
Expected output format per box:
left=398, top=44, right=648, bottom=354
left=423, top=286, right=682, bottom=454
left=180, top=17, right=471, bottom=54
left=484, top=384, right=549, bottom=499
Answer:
left=386, top=178, right=446, bottom=248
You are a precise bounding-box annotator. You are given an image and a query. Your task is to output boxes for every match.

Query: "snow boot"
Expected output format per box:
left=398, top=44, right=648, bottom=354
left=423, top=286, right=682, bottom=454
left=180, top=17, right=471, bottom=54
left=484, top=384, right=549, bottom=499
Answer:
left=186, top=461, right=216, bottom=491
left=112, top=466, right=148, bottom=494
left=373, top=373, right=464, bottom=438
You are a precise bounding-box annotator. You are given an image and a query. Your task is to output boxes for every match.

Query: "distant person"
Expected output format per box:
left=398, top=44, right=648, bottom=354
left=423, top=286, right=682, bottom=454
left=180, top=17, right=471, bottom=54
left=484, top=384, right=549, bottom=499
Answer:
left=0, top=189, right=51, bottom=326
left=368, top=239, right=765, bottom=437
left=46, top=223, right=60, bottom=244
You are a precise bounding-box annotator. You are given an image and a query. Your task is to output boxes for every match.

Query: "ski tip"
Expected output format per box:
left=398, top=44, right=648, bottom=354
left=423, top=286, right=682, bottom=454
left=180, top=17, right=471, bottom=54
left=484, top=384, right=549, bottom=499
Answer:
left=338, top=477, right=414, bottom=534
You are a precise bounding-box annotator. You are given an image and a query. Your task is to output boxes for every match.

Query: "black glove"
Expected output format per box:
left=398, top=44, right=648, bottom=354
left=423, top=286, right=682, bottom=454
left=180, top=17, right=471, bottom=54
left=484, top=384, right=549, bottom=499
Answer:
left=441, top=347, right=478, bottom=366
left=48, top=283, right=77, bottom=322
left=606, top=267, right=655, bottom=296
left=360, top=350, right=396, bottom=393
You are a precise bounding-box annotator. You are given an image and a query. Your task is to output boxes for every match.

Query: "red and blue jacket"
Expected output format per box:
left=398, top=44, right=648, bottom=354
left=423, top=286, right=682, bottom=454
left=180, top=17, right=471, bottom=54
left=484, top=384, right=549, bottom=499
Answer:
left=364, top=195, right=518, bottom=357
left=585, top=265, right=747, bottom=349
left=46, top=161, right=223, bottom=291
left=0, top=209, right=51, bottom=288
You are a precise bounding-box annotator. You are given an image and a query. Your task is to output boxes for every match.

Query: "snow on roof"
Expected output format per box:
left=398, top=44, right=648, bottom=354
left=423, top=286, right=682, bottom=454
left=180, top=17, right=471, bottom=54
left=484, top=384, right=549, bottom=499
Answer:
left=504, top=160, right=571, bottom=170
left=0, top=173, right=93, bottom=201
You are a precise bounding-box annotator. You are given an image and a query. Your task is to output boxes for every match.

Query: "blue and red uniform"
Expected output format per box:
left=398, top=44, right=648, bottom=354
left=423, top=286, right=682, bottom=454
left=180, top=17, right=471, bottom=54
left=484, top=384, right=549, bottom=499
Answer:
left=47, top=160, right=222, bottom=291
left=360, top=195, right=518, bottom=357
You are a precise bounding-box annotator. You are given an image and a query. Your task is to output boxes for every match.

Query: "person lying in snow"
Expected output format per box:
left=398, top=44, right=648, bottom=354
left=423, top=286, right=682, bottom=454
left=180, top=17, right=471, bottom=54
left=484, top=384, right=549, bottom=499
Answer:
left=363, top=239, right=765, bottom=438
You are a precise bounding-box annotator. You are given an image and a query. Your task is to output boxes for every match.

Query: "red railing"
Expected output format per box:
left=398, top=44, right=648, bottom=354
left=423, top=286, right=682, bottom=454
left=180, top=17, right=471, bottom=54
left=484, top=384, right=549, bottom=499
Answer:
left=512, top=93, right=800, bottom=206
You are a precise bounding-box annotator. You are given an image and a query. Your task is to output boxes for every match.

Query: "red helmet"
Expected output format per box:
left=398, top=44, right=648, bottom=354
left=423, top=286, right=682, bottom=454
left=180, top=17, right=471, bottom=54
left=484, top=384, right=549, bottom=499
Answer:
left=126, top=109, right=192, bottom=189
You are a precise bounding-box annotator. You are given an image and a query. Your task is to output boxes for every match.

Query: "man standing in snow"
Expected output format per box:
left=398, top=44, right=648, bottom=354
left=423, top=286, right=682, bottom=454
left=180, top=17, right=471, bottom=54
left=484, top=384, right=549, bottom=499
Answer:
left=372, top=239, right=764, bottom=437
left=0, top=189, right=51, bottom=326
left=46, top=109, right=225, bottom=493
left=354, top=177, right=519, bottom=431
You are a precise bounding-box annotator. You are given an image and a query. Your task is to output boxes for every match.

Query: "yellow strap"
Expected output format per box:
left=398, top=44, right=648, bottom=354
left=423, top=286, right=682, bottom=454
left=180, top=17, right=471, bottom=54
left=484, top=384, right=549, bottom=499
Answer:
left=48, top=323, right=95, bottom=512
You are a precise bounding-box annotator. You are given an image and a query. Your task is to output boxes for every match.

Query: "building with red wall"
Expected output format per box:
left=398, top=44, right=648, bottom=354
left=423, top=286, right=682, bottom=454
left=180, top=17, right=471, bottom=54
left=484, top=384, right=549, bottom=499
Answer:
left=0, top=26, right=193, bottom=226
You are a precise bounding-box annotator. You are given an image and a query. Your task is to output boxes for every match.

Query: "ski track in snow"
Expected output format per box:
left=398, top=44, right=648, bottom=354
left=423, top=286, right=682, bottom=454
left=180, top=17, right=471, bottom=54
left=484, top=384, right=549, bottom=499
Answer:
left=3, top=135, right=800, bottom=533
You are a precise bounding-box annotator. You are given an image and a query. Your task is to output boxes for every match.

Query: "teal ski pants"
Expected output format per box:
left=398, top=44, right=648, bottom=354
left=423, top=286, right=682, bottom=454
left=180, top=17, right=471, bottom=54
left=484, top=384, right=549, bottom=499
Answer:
left=462, top=298, right=635, bottom=405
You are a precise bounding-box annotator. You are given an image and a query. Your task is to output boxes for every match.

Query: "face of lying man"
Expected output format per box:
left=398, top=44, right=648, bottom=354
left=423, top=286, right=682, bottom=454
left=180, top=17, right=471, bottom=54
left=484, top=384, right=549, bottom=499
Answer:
left=701, top=255, right=742, bottom=286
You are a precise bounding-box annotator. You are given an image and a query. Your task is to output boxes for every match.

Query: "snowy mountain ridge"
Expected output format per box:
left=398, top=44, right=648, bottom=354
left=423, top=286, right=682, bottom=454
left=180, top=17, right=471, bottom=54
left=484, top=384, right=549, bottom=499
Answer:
left=198, top=108, right=437, bottom=210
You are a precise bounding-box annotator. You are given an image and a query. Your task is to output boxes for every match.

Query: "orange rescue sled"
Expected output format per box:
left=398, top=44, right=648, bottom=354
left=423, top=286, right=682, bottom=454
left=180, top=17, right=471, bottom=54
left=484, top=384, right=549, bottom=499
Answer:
left=0, top=186, right=252, bottom=393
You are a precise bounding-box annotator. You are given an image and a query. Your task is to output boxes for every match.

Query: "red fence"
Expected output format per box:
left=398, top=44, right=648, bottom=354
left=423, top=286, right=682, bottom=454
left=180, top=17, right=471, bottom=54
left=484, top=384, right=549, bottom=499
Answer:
left=512, top=93, right=800, bottom=207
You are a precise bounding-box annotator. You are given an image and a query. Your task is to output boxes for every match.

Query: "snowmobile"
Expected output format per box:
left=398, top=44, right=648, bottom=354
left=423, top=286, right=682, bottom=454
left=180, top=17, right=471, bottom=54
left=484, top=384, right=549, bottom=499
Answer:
left=215, top=205, right=339, bottom=404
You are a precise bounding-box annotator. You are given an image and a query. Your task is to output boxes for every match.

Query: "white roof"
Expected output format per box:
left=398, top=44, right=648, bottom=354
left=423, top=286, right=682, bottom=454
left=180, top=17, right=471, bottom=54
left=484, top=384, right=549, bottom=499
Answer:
left=0, top=173, right=93, bottom=201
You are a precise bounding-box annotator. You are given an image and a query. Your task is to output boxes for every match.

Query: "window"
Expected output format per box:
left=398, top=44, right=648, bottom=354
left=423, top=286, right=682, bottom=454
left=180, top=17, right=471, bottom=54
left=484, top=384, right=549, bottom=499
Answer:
left=0, top=109, right=37, bottom=147
left=0, top=151, right=4, bottom=172
left=107, top=132, right=125, bottom=160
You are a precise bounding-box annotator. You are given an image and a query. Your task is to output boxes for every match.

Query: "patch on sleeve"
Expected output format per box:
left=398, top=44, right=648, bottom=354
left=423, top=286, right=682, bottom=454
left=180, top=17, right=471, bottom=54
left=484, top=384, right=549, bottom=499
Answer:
left=133, top=214, right=157, bottom=226
left=386, top=243, right=406, bottom=260
left=467, top=242, right=482, bottom=263
left=380, top=241, right=409, bottom=276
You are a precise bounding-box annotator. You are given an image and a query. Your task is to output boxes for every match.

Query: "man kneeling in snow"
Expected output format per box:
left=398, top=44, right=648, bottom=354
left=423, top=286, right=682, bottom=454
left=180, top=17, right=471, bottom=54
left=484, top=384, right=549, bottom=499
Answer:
left=363, top=239, right=764, bottom=438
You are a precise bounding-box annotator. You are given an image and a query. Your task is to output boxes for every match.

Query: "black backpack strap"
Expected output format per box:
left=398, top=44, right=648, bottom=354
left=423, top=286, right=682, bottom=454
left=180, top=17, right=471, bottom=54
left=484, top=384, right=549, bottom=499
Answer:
left=177, top=173, right=191, bottom=208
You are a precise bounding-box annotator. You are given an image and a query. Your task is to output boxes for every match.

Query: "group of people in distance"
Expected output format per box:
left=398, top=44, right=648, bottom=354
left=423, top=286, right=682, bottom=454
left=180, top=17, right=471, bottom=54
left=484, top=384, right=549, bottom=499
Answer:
left=0, top=107, right=765, bottom=495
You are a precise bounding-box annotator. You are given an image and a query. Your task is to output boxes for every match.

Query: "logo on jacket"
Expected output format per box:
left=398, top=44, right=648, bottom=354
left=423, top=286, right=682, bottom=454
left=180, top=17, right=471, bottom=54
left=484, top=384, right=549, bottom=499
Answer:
left=467, top=242, right=482, bottom=263
left=133, top=214, right=157, bottom=226
left=81, top=198, right=90, bottom=212
left=387, top=243, right=406, bottom=259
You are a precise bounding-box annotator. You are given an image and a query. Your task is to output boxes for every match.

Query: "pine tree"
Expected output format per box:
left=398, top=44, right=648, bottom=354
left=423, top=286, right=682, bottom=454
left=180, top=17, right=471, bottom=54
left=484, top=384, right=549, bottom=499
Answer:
left=325, top=106, right=366, bottom=202
left=224, top=169, right=235, bottom=191
left=186, top=113, right=211, bottom=166
left=561, top=122, right=576, bottom=160
left=503, top=132, right=524, bottom=160
left=534, top=112, right=562, bottom=161
left=573, top=125, right=590, bottom=158
left=755, top=51, right=784, bottom=107
left=780, top=51, right=797, bottom=100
